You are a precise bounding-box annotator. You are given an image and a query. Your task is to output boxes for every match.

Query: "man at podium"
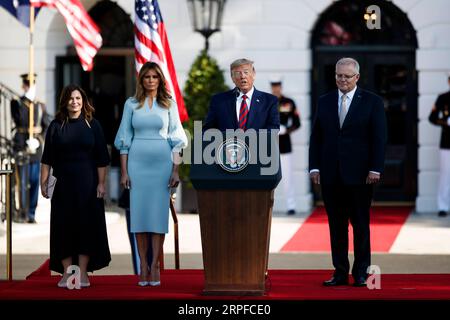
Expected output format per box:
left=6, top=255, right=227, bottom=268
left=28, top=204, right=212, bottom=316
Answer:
left=195, top=58, right=281, bottom=296
left=203, top=58, right=280, bottom=131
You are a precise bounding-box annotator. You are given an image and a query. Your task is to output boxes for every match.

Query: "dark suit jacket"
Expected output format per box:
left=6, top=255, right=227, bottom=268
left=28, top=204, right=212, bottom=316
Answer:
left=428, top=91, right=450, bottom=149
left=309, top=87, right=387, bottom=185
left=279, top=95, right=301, bottom=154
left=203, top=88, right=280, bottom=131
left=10, top=96, right=48, bottom=162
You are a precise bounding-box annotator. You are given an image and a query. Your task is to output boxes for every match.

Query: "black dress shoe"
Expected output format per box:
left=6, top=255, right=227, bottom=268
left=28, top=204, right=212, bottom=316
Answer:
left=27, top=218, right=37, bottom=224
left=353, top=277, right=367, bottom=287
left=287, top=209, right=296, bottom=215
left=438, top=211, right=447, bottom=217
left=323, top=276, right=349, bottom=286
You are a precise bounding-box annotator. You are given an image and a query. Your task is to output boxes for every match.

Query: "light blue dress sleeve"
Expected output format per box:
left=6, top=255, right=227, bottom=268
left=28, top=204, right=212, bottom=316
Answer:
left=168, top=99, right=188, bottom=153
left=114, top=98, right=135, bottom=155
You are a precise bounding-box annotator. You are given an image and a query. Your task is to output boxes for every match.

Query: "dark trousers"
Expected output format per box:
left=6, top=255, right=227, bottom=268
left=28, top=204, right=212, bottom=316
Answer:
left=321, top=179, right=373, bottom=279
left=125, top=209, right=153, bottom=275
left=19, top=162, right=40, bottom=220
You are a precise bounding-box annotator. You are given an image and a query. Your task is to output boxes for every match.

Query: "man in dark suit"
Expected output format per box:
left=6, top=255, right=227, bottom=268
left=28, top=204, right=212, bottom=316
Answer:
left=309, top=57, right=387, bottom=287
left=429, top=74, right=450, bottom=217
left=203, top=58, right=279, bottom=131
left=201, top=59, right=280, bottom=285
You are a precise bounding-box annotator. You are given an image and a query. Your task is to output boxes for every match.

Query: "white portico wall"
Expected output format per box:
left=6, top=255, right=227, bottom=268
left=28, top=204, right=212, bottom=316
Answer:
left=403, top=0, right=450, bottom=213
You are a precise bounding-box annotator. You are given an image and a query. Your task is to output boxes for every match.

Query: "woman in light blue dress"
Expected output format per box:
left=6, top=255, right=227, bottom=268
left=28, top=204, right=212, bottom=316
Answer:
left=114, top=62, right=187, bottom=286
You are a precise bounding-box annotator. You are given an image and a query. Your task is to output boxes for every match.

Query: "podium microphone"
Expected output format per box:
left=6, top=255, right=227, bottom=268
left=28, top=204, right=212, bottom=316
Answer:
left=234, top=87, right=240, bottom=98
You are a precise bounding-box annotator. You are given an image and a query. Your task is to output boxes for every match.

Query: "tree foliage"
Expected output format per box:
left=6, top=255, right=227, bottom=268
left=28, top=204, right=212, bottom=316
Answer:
left=180, top=50, right=229, bottom=185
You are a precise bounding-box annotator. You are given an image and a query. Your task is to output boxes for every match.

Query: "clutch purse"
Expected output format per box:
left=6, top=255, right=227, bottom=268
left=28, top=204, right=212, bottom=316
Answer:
left=118, top=188, right=130, bottom=209
left=46, top=174, right=57, bottom=198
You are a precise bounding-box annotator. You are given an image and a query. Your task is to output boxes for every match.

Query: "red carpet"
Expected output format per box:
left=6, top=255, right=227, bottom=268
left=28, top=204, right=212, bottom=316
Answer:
left=1, top=269, right=450, bottom=300
left=281, top=207, right=412, bottom=252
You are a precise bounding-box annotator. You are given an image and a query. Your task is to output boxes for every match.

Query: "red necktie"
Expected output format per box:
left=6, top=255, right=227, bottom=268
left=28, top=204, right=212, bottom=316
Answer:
left=238, top=94, right=249, bottom=130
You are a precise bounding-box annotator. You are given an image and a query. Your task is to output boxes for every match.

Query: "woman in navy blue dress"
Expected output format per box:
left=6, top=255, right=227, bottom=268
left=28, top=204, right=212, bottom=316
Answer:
left=41, top=85, right=111, bottom=288
left=115, top=62, right=187, bottom=286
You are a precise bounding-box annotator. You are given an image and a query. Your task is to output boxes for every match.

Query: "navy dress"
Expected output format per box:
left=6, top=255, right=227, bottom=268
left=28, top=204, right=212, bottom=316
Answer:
left=41, top=116, right=111, bottom=274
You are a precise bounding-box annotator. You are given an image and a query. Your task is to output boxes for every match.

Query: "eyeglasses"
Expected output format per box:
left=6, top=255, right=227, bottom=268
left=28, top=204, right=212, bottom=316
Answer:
left=232, top=70, right=252, bottom=77
left=335, top=73, right=357, bottom=80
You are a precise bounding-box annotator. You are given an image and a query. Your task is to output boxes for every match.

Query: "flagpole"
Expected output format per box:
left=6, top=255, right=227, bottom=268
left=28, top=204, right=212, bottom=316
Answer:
left=28, top=5, right=35, bottom=141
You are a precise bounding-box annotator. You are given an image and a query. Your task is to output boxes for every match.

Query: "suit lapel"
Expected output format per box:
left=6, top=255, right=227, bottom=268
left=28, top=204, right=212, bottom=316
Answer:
left=331, top=90, right=340, bottom=129
left=342, top=87, right=363, bottom=128
left=227, top=91, right=238, bottom=129
left=247, top=89, right=261, bottom=129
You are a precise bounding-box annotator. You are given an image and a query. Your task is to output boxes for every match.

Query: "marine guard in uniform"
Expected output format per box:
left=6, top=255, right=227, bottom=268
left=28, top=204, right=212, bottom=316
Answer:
left=429, top=75, right=450, bottom=217
left=10, top=73, right=49, bottom=223
left=270, top=76, right=301, bottom=215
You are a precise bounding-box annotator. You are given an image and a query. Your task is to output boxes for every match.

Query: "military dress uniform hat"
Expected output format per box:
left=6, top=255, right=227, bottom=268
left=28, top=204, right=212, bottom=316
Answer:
left=270, top=75, right=283, bottom=86
left=20, top=73, right=37, bottom=83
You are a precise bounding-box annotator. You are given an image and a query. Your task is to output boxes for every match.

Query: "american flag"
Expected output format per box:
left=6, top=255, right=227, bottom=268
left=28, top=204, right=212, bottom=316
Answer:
left=30, top=0, right=102, bottom=71
left=0, top=0, right=40, bottom=27
left=135, top=0, right=188, bottom=122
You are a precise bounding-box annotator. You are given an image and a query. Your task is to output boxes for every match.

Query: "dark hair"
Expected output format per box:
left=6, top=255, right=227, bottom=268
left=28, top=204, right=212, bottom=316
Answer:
left=55, top=84, right=94, bottom=122
left=135, top=62, right=171, bottom=109
left=20, top=73, right=36, bottom=87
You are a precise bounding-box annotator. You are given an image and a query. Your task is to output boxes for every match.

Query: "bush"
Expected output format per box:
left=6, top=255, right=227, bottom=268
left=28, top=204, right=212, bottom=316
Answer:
left=180, top=50, right=229, bottom=186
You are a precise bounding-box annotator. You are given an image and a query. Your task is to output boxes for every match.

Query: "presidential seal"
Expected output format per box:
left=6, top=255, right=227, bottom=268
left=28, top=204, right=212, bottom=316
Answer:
left=216, top=138, right=250, bottom=173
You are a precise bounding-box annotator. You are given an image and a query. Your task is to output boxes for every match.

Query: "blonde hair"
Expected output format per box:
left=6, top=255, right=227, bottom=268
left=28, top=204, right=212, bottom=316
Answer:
left=135, top=62, right=171, bottom=109
left=230, top=58, right=255, bottom=76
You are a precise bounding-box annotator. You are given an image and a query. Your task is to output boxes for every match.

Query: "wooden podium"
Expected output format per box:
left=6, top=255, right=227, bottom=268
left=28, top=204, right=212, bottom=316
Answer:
left=190, top=134, right=281, bottom=295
